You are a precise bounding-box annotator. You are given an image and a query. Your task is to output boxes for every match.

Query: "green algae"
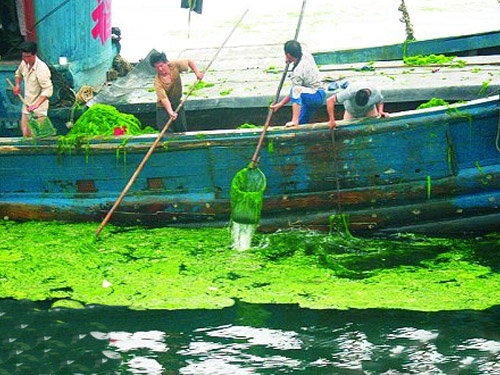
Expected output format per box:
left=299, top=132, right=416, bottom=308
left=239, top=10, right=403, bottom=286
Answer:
left=0, top=221, right=499, bottom=311
left=191, top=81, right=215, bottom=91
left=237, top=123, right=260, bottom=129
left=185, top=80, right=215, bottom=96
left=417, top=98, right=450, bottom=109
left=219, top=88, right=233, bottom=96
left=56, top=105, right=156, bottom=163
left=67, top=104, right=150, bottom=137
left=404, top=54, right=453, bottom=66
left=230, top=167, right=266, bottom=225
left=403, top=54, right=466, bottom=68
left=264, top=66, right=281, bottom=74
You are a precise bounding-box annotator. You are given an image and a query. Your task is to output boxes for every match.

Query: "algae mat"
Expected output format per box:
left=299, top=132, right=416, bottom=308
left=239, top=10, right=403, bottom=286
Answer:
left=0, top=221, right=499, bottom=311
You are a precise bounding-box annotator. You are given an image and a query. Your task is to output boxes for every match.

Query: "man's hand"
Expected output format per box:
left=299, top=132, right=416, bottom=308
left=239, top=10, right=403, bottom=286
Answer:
left=270, top=102, right=283, bottom=112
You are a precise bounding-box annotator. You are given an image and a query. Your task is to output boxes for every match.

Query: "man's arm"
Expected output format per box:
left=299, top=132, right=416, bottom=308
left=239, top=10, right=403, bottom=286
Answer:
left=270, top=94, right=290, bottom=112
left=161, top=97, right=177, bottom=119
left=377, top=102, right=389, bottom=118
left=187, top=59, right=204, bottom=81
left=326, top=94, right=337, bottom=128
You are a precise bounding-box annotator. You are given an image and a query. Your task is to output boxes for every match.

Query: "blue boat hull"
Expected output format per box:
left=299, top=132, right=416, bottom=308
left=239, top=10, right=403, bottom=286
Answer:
left=1, top=96, right=499, bottom=235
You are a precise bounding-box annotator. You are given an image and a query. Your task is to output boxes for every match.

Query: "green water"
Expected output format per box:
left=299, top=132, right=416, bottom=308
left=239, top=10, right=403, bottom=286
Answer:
left=0, top=221, right=499, bottom=311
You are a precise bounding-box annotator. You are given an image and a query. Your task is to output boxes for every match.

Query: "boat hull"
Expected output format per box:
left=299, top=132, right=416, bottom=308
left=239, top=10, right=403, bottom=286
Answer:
left=1, top=97, right=500, bottom=236
left=313, top=30, right=500, bottom=65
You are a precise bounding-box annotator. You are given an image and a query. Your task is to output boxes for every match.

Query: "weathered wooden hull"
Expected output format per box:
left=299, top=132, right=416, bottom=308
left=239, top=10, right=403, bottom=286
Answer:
left=313, top=30, right=500, bottom=65
left=1, top=96, right=500, bottom=236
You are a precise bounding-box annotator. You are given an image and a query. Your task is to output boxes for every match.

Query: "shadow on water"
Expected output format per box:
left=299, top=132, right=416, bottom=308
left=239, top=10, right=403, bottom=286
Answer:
left=256, top=230, right=500, bottom=280
left=470, top=234, right=500, bottom=272
left=1, top=299, right=500, bottom=374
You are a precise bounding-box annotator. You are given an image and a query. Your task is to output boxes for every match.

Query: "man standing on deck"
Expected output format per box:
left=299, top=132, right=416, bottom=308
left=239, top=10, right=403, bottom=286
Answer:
left=149, top=51, right=204, bottom=133
left=270, top=40, right=326, bottom=126
left=13, top=41, right=53, bottom=137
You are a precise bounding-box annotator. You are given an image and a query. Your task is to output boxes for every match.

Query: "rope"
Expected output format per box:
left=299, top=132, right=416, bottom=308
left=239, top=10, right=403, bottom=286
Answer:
left=398, top=0, right=415, bottom=41
left=75, top=86, right=94, bottom=104
left=330, top=128, right=342, bottom=215
left=497, top=120, right=500, bottom=151
left=497, top=94, right=500, bottom=152
left=329, top=127, right=354, bottom=237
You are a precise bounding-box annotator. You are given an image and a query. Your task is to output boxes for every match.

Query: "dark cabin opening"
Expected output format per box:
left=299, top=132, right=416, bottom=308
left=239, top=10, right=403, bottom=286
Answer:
left=0, top=0, right=26, bottom=61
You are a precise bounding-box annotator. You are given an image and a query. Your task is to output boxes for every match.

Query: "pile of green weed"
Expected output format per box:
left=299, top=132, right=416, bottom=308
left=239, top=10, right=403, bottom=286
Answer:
left=66, top=104, right=155, bottom=137
left=404, top=54, right=466, bottom=67
left=57, top=104, right=157, bottom=154
left=417, top=98, right=450, bottom=109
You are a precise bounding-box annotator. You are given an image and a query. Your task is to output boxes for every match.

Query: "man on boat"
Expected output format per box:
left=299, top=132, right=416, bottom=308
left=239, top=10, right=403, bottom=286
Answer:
left=149, top=51, right=204, bottom=133
left=270, top=40, right=326, bottom=127
left=13, top=41, right=53, bottom=137
left=326, top=81, right=389, bottom=129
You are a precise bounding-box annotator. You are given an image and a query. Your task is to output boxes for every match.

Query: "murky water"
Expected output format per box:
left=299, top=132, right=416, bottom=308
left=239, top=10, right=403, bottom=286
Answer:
left=2, top=299, right=500, bottom=374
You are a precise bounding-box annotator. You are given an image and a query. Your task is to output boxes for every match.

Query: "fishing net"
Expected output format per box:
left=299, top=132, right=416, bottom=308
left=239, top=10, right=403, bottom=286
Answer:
left=27, top=114, right=56, bottom=138
left=230, top=166, right=266, bottom=225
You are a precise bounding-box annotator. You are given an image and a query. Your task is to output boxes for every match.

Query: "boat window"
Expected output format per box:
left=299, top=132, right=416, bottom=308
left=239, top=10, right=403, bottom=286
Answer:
left=0, top=0, right=24, bottom=62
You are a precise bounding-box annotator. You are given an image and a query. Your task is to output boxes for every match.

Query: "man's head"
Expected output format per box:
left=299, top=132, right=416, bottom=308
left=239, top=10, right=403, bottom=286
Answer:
left=20, top=41, right=38, bottom=66
left=149, top=52, right=168, bottom=67
left=355, top=89, right=371, bottom=106
left=284, top=40, right=302, bottom=63
left=149, top=52, right=170, bottom=75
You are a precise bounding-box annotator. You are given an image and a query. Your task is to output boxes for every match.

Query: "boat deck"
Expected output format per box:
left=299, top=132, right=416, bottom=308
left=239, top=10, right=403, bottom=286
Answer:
left=184, top=48, right=500, bottom=108
left=94, top=47, right=500, bottom=122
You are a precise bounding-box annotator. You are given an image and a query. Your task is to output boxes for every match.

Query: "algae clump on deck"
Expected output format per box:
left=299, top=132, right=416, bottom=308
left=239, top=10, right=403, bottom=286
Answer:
left=0, top=221, right=499, bottom=311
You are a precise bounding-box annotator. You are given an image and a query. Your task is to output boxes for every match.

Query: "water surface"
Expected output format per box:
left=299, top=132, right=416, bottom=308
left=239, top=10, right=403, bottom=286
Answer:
left=112, top=0, right=500, bottom=62
left=2, top=300, right=500, bottom=374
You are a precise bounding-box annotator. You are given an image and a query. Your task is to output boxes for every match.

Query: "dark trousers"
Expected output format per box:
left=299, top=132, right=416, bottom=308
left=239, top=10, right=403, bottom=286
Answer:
left=156, top=107, right=187, bottom=133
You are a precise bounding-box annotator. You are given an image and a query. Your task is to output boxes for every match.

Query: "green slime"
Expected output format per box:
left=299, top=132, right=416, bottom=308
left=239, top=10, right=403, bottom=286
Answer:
left=0, top=221, right=499, bottom=311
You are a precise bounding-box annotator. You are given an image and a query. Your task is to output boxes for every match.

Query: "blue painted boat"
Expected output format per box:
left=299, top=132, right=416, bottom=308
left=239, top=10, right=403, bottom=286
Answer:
left=313, top=30, right=500, bottom=66
left=1, top=95, right=499, bottom=236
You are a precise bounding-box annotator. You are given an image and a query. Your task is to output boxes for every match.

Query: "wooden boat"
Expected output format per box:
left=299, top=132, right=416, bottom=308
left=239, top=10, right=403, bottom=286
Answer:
left=313, top=30, right=500, bottom=66
left=1, top=95, right=499, bottom=236
left=2, top=0, right=499, bottom=138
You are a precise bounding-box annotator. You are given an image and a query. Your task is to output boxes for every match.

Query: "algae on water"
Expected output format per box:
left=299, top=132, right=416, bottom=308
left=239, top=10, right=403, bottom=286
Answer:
left=1, top=221, right=499, bottom=311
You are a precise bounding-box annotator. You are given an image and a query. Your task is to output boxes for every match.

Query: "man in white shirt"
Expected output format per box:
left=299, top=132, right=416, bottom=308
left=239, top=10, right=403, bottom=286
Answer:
left=270, top=40, right=326, bottom=127
left=13, top=41, right=53, bottom=137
